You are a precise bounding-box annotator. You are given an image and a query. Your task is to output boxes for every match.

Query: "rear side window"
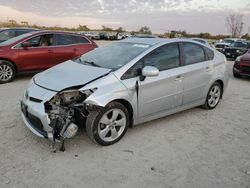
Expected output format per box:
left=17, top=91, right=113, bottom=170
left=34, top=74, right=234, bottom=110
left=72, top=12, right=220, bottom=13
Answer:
left=144, top=43, right=180, bottom=71
left=203, top=47, right=214, bottom=60
left=54, top=34, right=73, bottom=45
left=181, top=43, right=205, bottom=65
left=71, top=35, right=89, bottom=44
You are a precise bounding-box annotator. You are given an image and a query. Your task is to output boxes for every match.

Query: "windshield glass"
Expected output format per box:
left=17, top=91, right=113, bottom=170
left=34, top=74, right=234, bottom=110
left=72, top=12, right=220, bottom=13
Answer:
left=229, top=42, right=247, bottom=48
left=223, top=39, right=234, bottom=43
left=0, top=33, right=33, bottom=46
left=77, top=42, right=151, bottom=70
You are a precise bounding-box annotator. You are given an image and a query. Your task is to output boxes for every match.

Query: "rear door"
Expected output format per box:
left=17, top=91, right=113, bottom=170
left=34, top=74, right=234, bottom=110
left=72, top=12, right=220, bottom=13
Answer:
left=53, top=34, right=76, bottom=65
left=180, top=42, right=208, bottom=105
left=16, top=34, right=55, bottom=71
left=71, top=35, right=95, bottom=57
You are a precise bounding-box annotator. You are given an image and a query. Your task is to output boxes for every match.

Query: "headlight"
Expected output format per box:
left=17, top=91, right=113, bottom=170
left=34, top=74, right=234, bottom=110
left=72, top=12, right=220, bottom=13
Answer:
left=80, top=88, right=97, bottom=97
left=236, top=49, right=240, bottom=53
left=235, top=56, right=241, bottom=62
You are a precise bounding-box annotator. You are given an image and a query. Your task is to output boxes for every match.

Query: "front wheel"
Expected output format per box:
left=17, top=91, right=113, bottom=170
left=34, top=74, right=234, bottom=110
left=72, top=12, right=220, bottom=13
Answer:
left=86, top=102, right=129, bottom=146
left=0, top=60, right=16, bottom=84
left=202, top=82, right=222, bottom=109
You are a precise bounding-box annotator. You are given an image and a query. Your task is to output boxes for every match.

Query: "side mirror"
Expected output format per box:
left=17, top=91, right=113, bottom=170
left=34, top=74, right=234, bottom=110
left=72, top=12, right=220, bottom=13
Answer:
left=22, top=42, right=32, bottom=48
left=142, top=66, right=159, bottom=77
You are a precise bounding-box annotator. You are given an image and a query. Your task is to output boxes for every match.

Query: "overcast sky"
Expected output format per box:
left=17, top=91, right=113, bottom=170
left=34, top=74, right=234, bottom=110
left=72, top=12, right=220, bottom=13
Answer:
left=0, top=0, right=249, bottom=34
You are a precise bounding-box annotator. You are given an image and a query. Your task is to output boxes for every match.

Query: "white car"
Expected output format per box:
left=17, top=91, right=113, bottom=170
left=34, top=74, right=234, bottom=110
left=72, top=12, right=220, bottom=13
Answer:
left=21, top=38, right=229, bottom=151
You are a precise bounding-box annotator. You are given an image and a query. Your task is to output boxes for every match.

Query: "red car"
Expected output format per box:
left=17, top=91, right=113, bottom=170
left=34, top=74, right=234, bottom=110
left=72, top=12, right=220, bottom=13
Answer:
left=0, top=31, right=97, bottom=83
left=233, top=50, right=250, bottom=78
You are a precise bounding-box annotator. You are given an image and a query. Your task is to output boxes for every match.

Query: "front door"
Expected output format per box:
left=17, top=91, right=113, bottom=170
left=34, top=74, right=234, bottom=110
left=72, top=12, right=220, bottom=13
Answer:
left=17, top=34, right=55, bottom=71
left=138, top=43, right=184, bottom=117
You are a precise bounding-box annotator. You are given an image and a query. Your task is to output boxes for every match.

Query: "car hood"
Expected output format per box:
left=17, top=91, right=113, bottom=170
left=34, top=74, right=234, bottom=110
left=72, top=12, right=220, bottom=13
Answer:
left=241, top=53, right=250, bottom=61
left=34, top=60, right=111, bottom=92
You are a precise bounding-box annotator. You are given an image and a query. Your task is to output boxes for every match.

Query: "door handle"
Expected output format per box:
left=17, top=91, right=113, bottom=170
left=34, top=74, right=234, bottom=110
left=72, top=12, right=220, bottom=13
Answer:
left=175, top=75, right=183, bottom=81
left=48, top=49, right=54, bottom=53
left=73, top=48, right=78, bottom=52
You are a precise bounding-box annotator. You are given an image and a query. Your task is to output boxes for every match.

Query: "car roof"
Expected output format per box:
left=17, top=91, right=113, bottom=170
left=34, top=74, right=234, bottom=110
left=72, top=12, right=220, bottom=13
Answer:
left=119, top=37, right=204, bottom=46
left=28, top=30, right=81, bottom=35
left=0, top=27, right=38, bottom=31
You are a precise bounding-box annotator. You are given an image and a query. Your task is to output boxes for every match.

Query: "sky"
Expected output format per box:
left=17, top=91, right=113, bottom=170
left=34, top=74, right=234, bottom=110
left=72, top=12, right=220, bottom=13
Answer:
left=0, top=0, right=249, bottom=35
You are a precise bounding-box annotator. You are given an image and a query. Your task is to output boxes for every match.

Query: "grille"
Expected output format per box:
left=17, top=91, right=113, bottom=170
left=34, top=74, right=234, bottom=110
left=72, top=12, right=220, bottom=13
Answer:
left=241, top=65, right=250, bottom=74
left=225, top=48, right=237, bottom=53
left=26, top=112, right=47, bottom=137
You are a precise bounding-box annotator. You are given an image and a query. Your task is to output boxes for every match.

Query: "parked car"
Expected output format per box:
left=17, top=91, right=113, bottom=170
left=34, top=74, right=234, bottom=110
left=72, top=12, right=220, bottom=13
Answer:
left=191, top=38, right=210, bottom=46
left=21, top=38, right=229, bottom=151
left=0, top=31, right=97, bottom=83
left=0, top=28, right=38, bottom=43
left=80, top=32, right=100, bottom=40
left=130, top=34, right=158, bottom=38
left=215, top=43, right=229, bottom=53
left=223, top=41, right=250, bottom=59
left=215, top=38, right=244, bottom=53
left=233, top=50, right=250, bottom=78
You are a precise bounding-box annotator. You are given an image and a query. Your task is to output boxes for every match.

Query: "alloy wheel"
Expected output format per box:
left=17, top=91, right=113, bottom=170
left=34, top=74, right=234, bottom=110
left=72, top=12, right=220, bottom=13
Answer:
left=0, top=64, right=13, bottom=82
left=98, top=108, right=127, bottom=142
left=208, top=85, right=221, bottom=108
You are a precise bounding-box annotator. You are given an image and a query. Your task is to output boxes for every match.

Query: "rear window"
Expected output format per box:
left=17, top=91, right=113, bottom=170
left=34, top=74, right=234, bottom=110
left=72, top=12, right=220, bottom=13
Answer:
left=71, top=35, right=89, bottom=44
left=203, top=47, right=214, bottom=60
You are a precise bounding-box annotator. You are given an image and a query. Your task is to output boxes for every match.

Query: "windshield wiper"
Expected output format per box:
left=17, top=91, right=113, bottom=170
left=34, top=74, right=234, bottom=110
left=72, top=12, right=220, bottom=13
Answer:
left=83, top=60, right=101, bottom=67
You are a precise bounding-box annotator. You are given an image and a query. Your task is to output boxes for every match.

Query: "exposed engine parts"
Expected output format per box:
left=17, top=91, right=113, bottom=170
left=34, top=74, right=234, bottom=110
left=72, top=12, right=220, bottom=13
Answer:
left=44, top=89, right=93, bottom=152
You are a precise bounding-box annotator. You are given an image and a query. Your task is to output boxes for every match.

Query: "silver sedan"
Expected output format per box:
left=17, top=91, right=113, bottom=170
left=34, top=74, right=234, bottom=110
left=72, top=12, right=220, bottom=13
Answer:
left=21, top=38, right=229, bottom=150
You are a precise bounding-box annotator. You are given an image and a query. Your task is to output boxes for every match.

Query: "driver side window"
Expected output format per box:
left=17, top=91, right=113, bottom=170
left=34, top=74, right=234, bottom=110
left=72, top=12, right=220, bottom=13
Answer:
left=144, top=43, right=180, bottom=71
left=121, top=43, right=180, bottom=80
left=20, top=34, right=54, bottom=48
left=25, top=36, right=41, bottom=47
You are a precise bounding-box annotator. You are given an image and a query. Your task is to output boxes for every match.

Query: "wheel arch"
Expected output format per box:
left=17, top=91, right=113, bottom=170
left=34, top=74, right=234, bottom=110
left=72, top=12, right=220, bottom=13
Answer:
left=0, top=58, right=18, bottom=73
left=214, top=79, right=224, bottom=98
left=110, top=99, right=134, bottom=127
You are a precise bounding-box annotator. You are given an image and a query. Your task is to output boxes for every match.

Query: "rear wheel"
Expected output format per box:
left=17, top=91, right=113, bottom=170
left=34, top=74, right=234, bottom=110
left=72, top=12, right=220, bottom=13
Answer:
left=0, top=60, right=16, bottom=84
left=86, top=102, right=129, bottom=146
left=202, top=82, right=222, bottom=109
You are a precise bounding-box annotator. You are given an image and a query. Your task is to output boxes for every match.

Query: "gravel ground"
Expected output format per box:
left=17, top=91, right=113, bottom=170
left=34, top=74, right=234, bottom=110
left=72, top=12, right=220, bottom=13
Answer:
left=0, top=41, right=250, bottom=188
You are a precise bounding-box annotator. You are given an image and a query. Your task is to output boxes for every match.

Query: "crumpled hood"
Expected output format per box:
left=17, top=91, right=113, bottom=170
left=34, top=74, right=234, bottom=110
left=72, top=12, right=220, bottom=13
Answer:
left=34, top=60, right=111, bottom=92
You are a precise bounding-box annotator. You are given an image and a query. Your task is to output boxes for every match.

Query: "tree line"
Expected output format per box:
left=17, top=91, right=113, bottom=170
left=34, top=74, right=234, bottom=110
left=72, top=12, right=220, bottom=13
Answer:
left=1, top=13, right=249, bottom=40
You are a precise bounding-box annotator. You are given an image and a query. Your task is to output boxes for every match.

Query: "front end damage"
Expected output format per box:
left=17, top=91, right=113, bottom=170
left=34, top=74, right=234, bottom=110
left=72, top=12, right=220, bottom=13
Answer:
left=44, top=88, right=100, bottom=152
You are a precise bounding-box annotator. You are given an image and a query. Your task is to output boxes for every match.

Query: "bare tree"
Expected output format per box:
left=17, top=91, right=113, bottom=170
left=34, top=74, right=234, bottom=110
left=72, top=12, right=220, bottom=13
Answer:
left=139, top=26, right=152, bottom=34
left=226, top=14, right=244, bottom=38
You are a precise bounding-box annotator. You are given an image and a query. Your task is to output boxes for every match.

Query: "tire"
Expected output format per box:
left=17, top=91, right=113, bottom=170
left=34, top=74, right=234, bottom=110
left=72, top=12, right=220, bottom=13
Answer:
left=86, top=102, right=129, bottom=146
left=0, top=60, right=16, bottom=84
left=202, top=82, right=222, bottom=110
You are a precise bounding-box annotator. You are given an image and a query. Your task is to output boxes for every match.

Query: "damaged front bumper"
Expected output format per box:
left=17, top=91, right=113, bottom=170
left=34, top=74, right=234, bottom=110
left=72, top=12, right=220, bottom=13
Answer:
left=20, top=81, right=100, bottom=151
left=20, top=83, right=57, bottom=140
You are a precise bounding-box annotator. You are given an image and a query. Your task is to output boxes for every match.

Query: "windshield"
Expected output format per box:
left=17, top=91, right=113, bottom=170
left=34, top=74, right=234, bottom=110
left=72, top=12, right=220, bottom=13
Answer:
left=223, top=39, right=234, bottom=44
left=0, top=33, right=33, bottom=46
left=229, top=42, right=247, bottom=48
left=77, top=42, right=151, bottom=70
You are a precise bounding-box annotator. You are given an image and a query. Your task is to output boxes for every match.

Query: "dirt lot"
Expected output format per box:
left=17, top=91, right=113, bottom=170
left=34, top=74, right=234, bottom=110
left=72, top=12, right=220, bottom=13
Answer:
left=0, top=41, right=250, bottom=188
